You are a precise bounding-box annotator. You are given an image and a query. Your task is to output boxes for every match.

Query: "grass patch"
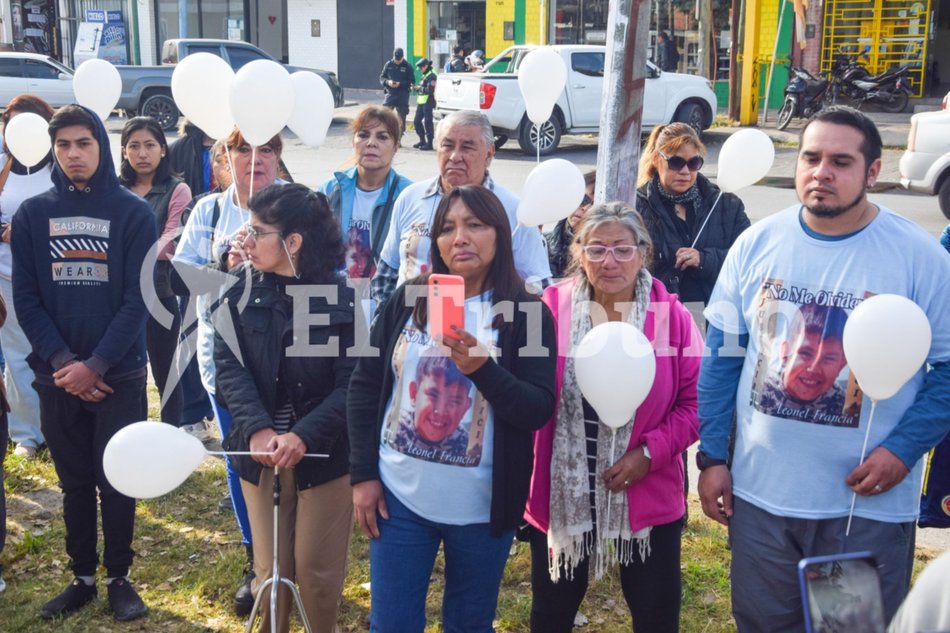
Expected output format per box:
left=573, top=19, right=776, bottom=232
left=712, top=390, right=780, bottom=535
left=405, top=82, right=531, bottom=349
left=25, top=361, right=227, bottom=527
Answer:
left=0, top=384, right=933, bottom=630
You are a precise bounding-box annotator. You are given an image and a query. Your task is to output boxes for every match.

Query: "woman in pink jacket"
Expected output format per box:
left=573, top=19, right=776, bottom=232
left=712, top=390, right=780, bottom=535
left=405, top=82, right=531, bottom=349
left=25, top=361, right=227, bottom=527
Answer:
left=523, top=202, right=701, bottom=632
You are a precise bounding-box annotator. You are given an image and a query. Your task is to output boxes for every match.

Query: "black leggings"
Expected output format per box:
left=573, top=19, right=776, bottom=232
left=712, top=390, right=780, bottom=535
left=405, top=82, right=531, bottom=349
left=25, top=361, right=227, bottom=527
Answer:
left=529, top=518, right=683, bottom=633
left=146, top=295, right=183, bottom=426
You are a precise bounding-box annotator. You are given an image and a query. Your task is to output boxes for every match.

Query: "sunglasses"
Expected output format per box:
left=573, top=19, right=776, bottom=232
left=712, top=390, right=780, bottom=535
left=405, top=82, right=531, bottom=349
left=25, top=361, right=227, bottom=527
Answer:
left=581, top=194, right=594, bottom=206
left=583, top=244, right=639, bottom=262
left=658, top=151, right=704, bottom=172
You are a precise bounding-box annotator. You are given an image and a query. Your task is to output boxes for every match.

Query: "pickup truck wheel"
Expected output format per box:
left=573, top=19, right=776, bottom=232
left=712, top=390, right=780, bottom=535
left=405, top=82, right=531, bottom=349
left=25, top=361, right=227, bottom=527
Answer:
left=675, top=102, right=705, bottom=136
left=939, top=176, right=950, bottom=221
left=518, top=116, right=561, bottom=156
left=141, top=94, right=180, bottom=131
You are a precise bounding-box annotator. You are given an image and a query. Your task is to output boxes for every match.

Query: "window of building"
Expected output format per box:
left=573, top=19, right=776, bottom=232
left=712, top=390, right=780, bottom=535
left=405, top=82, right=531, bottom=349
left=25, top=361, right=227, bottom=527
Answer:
left=552, top=0, right=609, bottom=45
left=154, top=0, right=244, bottom=61
left=426, top=1, right=486, bottom=71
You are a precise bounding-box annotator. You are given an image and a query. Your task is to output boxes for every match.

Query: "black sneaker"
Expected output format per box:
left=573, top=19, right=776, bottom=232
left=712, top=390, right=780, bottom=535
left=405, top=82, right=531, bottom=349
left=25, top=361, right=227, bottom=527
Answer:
left=419, top=143, right=434, bottom=151
left=39, top=578, right=97, bottom=619
left=233, top=562, right=256, bottom=617
left=107, top=578, right=148, bottom=621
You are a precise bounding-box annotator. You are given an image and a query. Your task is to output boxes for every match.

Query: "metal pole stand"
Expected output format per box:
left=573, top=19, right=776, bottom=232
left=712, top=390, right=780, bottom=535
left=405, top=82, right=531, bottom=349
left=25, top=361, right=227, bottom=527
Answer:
left=244, top=466, right=313, bottom=633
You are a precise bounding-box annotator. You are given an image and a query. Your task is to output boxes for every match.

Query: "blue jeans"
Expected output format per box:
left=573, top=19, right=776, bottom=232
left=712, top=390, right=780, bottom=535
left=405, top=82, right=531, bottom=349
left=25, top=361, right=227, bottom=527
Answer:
left=369, top=488, right=514, bottom=633
left=209, top=395, right=252, bottom=546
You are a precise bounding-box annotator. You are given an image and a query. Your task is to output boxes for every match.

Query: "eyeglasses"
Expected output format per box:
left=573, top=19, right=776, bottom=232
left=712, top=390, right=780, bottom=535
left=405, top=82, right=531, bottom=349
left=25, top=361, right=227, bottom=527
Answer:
left=581, top=194, right=593, bottom=206
left=242, top=225, right=282, bottom=247
left=583, top=244, right=640, bottom=262
left=658, top=151, right=704, bottom=172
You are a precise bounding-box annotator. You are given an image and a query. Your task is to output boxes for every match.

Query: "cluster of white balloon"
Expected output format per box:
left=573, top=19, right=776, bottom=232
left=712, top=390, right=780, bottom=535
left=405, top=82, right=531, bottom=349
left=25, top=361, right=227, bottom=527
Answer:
left=172, top=53, right=335, bottom=148
left=2, top=56, right=336, bottom=173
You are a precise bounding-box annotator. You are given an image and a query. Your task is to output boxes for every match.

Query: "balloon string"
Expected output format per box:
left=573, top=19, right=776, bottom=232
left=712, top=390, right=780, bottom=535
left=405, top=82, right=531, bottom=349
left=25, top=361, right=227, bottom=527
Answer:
left=844, top=398, right=878, bottom=540
left=247, top=145, right=257, bottom=209
left=535, top=122, right=540, bottom=164
left=206, top=451, right=329, bottom=459
left=690, top=191, right=723, bottom=249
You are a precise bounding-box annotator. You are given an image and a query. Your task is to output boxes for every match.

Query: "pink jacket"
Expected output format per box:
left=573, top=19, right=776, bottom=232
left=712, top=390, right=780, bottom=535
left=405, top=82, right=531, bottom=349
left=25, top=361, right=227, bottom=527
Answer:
left=524, top=277, right=701, bottom=534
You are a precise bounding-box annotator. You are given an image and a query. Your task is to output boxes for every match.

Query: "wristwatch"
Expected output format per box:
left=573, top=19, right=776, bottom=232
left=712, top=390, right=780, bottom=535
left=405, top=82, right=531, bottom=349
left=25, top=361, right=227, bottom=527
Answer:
left=696, top=451, right=728, bottom=471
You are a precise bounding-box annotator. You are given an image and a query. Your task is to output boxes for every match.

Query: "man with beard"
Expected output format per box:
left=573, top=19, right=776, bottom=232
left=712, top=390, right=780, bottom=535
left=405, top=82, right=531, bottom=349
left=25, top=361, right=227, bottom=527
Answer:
left=695, top=107, right=950, bottom=631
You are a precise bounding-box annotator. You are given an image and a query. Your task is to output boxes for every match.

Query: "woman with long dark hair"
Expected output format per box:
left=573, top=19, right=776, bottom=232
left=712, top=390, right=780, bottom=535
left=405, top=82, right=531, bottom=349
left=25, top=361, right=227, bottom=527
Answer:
left=118, top=116, right=190, bottom=426
left=348, top=184, right=557, bottom=632
left=214, top=183, right=356, bottom=632
left=0, top=94, right=55, bottom=458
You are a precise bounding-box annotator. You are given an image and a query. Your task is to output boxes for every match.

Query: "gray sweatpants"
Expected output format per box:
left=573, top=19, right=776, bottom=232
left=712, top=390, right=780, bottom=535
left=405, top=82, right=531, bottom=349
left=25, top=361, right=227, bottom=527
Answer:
left=728, top=496, right=914, bottom=632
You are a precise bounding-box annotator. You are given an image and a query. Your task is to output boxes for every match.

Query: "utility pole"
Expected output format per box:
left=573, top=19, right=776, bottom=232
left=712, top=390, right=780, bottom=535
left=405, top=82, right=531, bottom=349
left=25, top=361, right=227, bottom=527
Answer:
left=595, top=0, right=652, bottom=206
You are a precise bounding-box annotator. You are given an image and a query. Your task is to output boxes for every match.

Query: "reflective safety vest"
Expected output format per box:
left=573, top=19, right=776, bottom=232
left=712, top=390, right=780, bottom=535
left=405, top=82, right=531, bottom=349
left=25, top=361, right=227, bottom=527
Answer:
left=416, top=70, right=436, bottom=105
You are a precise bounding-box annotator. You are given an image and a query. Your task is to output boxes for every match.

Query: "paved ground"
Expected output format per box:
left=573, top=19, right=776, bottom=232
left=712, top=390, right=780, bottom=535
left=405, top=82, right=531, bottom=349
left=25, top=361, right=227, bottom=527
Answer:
left=338, top=88, right=915, bottom=189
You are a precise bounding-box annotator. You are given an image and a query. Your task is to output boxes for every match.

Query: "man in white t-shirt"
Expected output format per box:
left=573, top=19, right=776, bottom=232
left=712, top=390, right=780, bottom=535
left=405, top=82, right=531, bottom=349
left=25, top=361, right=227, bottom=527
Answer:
left=370, top=111, right=551, bottom=305
left=696, top=107, right=950, bottom=631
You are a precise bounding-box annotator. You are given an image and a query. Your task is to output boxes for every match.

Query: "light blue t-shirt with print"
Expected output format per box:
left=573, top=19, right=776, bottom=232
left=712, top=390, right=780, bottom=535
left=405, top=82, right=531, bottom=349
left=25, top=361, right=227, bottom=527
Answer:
left=379, top=291, right=498, bottom=525
left=705, top=204, right=950, bottom=523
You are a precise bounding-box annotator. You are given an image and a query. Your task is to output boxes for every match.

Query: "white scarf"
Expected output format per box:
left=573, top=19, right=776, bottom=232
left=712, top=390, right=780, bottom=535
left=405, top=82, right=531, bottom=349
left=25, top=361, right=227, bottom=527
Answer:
left=547, top=270, right=654, bottom=582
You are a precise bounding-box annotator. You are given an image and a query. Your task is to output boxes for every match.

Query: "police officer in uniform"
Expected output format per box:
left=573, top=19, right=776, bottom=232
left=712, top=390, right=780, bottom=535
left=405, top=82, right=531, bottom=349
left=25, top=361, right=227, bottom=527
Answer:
left=412, top=58, right=437, bottom=151
left=379, top=48, right=415, bottom=133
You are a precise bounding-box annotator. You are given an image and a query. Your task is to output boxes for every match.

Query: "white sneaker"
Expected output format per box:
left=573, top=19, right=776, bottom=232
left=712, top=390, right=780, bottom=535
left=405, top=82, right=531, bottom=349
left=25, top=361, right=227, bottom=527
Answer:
left=0, top=576, right=6, bottom=593
left=181, top=420, right=217, bottom=445
left=13, top=444, right=37, bottom=459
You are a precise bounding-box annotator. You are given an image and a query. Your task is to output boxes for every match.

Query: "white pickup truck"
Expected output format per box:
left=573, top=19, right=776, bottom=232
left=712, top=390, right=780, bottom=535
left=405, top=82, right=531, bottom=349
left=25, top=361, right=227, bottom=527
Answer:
left=899, top=110, right=950, bottom=220
left=435, top=45, right=718, bottom=155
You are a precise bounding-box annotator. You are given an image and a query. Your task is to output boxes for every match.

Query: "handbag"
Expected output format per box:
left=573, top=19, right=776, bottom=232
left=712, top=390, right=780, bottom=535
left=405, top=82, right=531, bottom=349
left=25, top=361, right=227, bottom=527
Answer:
left=919, top=431, right=950, bottom=528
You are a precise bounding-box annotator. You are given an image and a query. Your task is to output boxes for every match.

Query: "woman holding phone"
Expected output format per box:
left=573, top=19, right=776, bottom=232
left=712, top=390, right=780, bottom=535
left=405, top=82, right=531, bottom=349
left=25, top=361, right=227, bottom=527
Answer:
left=347, top=184, right=557, bottom=633
left=214, top=183, right=356, bottom=633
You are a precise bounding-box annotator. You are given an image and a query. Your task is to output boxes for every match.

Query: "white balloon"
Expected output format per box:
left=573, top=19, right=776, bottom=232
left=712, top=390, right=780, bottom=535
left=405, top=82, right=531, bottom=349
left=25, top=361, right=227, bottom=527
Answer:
left=716, top=128, right=775, bottom=193
left=287, top=72, right=335, bottom=147
left=229, top=60, right=294, bottom=147
left=575, top=322, right=656, bottom=429
left=517, top=158, right=586, bottom=226
left=103, top=421, right=207, bottom=499
left=73, top=59, right=121, bottom=121
left=518, top=48, right=567, bottom=126
left=842, top=294, right=931, bottom=401
left=4, top=112, right=50, bottom=167
left=171, top=53, right=235, bottom=140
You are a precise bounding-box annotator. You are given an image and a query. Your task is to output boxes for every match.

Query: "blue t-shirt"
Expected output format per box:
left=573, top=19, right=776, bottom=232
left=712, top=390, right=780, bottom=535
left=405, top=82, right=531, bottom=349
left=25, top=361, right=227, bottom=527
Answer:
left=379, top=291, right=498, bottom=524
left=704, top=204, right=950, bottom=522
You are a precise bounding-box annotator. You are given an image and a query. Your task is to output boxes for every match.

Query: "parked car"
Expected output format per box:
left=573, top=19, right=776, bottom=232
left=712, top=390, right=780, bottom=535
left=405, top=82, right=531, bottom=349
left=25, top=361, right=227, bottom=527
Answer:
left=899, top=110, right=950, bottom=220
left=435, top=44, right=718, bottom=155
left=0, top=52, right=75, bottom=108
left=115, top=39, right=344, bottom=131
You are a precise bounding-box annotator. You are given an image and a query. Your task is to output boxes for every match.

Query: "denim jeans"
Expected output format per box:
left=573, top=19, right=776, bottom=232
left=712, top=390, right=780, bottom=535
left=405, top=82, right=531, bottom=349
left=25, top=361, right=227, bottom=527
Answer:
left=0, top=276, right=43, bottom=448
left=369, top=488, right=514, bottom=633
left=178, top=296, right=212, bottom=425
left=209, top=396, right=252, bottom=546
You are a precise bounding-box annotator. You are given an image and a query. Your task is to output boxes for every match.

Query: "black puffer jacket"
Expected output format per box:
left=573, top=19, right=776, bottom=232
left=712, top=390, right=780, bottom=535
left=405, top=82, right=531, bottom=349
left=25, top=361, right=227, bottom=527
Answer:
left=215, top=267, right=356, bottom=490
left=637, top=173, right=750, bottom=305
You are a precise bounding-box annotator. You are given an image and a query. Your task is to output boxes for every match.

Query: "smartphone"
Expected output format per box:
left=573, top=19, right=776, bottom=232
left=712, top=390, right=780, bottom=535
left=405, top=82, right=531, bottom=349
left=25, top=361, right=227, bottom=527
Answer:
left=798, top=551, right=885, bottom=633
left=427, top=274, right=465, bottom=341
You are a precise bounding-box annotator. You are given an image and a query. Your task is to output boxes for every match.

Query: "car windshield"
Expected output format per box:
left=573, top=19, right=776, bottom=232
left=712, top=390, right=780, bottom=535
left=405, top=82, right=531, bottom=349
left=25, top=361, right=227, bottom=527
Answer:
left=44, top=56, right=73, bottom=75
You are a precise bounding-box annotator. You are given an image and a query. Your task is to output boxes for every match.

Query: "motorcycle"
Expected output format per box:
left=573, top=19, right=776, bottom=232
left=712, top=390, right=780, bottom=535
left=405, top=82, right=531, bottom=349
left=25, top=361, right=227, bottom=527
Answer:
left=829, top=56, right=912, bottom=113
left=776, top=67, right=832, bottom=131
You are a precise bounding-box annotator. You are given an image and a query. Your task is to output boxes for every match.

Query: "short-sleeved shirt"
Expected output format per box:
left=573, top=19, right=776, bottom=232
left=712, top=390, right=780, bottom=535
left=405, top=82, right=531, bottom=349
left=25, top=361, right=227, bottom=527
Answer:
left=705, top=205, right=950, bottom=523
left=379, top=291, right=498, bottom=524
